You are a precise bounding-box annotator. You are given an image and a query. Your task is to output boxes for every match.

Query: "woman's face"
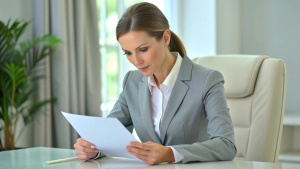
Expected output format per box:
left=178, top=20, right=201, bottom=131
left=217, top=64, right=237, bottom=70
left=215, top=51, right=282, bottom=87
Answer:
left=118, top=30, right=169, bottom=77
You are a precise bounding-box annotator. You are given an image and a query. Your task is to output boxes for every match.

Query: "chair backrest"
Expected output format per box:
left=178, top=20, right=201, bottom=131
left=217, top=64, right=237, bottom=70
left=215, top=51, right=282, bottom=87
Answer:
left=193, top=55, right=286, bottom=162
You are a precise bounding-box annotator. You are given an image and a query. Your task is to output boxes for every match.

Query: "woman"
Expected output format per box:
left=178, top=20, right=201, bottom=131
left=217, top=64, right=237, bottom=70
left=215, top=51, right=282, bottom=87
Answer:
left=74, top=2, right=236, bottom=165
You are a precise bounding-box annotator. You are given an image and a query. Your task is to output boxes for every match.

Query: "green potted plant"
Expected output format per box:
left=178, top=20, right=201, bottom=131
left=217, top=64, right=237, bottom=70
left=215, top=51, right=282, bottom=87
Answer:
left=0, top=20, right=62, bottom=150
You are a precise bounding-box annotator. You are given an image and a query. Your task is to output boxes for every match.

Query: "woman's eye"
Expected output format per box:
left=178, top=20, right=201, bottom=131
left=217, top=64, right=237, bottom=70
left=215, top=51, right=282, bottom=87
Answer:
left=140, top=47, right=148, bottom=52
left=123, top=51, right=132, bottom=56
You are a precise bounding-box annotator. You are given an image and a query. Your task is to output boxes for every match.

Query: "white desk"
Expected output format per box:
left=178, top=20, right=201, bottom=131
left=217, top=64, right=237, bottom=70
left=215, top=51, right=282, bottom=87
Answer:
left=0, top=147, right=300, bottom=169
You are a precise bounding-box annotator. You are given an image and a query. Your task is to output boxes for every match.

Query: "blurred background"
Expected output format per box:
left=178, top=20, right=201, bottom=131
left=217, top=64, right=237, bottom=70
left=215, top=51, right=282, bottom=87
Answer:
left=0, top=0, right=299, bottom=164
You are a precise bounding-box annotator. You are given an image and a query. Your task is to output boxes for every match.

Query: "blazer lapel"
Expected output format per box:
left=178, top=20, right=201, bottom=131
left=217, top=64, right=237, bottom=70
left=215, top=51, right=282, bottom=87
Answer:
left=139, top=76, right=162, bottom=144
left=159, top=55, right=193, bottom=144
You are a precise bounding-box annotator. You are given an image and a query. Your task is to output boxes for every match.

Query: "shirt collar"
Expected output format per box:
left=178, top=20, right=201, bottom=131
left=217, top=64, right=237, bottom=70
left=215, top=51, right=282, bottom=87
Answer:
left=148, top=52, right=183, bottom=95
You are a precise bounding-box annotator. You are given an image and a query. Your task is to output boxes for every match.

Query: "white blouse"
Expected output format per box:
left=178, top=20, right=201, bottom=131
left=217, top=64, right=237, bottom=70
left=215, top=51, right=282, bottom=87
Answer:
left=148, top=52, right=184, bottom=163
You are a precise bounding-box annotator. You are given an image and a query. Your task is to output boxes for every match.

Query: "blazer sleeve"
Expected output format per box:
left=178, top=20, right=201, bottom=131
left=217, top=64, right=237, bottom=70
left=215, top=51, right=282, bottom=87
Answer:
left=172, top=70, right=237, bottom=163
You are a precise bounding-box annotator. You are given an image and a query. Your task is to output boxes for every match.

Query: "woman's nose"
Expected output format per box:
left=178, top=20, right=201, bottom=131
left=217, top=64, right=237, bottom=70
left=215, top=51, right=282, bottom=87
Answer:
left=133, top=55, right=143, bottom=65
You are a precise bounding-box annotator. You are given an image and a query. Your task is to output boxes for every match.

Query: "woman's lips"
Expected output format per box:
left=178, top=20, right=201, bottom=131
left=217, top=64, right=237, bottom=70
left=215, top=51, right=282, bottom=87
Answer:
left=139, top=65, right=150, bottom=72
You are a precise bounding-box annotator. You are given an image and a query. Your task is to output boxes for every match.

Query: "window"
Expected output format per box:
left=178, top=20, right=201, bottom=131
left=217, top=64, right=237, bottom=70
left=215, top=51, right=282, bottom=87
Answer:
left=97, top=0, right=168, bottom=116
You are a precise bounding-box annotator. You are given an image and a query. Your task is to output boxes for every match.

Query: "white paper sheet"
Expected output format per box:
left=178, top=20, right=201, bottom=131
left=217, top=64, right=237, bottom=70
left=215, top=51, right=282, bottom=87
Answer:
left=61, top=111, right=140, bottom=160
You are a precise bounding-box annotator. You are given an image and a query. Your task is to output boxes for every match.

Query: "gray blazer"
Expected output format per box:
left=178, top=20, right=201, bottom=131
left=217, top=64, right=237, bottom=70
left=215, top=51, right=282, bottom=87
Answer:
left=107, top=55, right=237, bottom=163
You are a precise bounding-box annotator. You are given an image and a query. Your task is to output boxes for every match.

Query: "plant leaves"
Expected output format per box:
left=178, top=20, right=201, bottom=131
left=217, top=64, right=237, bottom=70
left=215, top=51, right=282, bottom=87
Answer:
left=23, top=98, right=57, bottom=125
left=0, top=20, right=61, bottom=137
left=0, top=20, right=28, bottom=64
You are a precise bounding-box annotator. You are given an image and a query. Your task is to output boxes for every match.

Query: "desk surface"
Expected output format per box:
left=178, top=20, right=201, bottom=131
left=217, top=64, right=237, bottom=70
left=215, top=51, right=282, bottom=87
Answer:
left=1, top=147, right=300, bottom=169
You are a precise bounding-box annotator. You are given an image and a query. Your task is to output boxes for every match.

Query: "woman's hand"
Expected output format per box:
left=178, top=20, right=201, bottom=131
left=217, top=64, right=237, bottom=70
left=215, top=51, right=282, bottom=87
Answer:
left=74, top=138, right=99, bottom=160
left=126, top=141, right=175, bottom=165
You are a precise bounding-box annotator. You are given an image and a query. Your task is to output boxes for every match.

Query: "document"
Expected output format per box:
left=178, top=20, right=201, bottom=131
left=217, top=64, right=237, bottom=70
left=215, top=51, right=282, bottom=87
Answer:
left=61, top=112, right=140, bottom=160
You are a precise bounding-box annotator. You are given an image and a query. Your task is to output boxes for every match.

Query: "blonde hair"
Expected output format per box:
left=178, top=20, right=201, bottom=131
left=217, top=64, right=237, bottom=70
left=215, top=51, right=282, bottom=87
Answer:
left=116, top=2, right=186, bottom=56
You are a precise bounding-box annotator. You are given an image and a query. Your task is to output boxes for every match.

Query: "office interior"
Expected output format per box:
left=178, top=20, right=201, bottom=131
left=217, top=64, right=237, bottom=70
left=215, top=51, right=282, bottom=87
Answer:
left=0, top=0, right=299, bottom=165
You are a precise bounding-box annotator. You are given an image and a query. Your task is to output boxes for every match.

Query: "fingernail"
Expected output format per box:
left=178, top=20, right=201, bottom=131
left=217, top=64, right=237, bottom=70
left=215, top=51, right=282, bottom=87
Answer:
left=91, top=145, right=96, bottom=149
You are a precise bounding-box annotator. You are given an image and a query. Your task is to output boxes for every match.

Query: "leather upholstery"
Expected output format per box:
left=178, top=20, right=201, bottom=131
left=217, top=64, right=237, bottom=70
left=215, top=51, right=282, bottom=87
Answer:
left=193, top=55, right=286, bottom=162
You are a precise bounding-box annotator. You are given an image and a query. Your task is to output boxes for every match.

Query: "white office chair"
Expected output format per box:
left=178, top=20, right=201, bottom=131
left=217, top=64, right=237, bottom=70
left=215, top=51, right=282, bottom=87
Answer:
left=193, top=55, right=286, bottom=162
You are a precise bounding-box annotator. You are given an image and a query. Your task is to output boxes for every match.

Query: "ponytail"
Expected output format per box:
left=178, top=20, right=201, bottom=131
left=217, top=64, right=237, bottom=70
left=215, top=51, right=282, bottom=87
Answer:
left=169, top=31, right=186, bottom=56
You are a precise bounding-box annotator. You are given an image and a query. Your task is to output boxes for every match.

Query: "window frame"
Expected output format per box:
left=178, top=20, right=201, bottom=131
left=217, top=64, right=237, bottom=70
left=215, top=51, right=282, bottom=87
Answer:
left=99, top=0, right=172, bottom=116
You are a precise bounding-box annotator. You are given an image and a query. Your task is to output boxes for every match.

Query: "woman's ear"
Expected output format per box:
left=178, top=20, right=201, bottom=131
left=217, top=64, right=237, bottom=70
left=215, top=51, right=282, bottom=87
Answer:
left=163, top=29, right=171, bottom=47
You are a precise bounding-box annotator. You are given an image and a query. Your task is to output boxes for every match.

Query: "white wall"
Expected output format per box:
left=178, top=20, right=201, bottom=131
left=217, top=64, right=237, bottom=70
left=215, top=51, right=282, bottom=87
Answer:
left=217, top=0, right=300, bottom=115
left=0, top=0, right=33, bottom=148
left=216, top=0, right=240, bottom=54
left=176, top=0, right=216, bottom=59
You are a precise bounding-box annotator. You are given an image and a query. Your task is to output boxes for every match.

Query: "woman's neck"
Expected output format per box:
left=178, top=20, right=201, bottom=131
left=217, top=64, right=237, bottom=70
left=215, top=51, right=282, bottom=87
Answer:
left=154, top=51, right=176, bottom=87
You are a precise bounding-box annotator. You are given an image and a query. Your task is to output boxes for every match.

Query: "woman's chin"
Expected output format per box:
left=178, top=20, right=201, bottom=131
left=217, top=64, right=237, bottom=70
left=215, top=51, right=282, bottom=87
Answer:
left=141, top=72, right=153, bottom=77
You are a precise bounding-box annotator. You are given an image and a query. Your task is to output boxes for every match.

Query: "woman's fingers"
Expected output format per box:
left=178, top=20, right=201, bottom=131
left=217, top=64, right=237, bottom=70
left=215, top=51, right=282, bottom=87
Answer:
left=78, top=138, right=94, bottom=148
left=128, top=148, right=149, bottom=156
left=74, top=138, right=99, bottom=160
left=77, top=153, right=97, bottom=160
left=130, top=141, right=152, bottom=149
left=126, top=141, right=174, bottom=165
left=74, top=143, right=98, bottom=153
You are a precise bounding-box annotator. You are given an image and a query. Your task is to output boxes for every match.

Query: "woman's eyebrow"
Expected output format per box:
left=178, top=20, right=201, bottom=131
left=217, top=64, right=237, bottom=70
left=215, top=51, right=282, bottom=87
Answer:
left=122, top=43, right=148, bottom=51
left=135, top=43, right=148, bottom=50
